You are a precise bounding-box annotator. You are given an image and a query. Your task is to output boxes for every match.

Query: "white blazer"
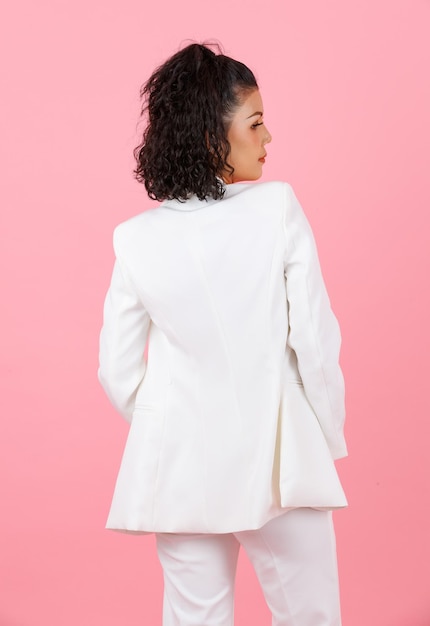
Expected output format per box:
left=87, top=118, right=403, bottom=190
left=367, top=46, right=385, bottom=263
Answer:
left=98, top=181, right=347, bottom=533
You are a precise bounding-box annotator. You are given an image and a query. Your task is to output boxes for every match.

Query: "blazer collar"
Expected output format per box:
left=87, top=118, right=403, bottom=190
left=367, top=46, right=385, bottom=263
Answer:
left=161, top=195, right=218, bottom=212
left=161, top=182, right=248, bottom=212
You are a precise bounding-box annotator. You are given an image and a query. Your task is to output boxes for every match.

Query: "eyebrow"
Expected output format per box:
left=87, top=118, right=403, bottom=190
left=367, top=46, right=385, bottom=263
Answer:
left=246, top=111, right=263, bottom=119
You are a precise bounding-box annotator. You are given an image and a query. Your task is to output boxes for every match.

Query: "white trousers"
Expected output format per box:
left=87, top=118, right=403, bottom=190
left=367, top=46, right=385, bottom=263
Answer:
left=156, top=508, right=342, bottom=626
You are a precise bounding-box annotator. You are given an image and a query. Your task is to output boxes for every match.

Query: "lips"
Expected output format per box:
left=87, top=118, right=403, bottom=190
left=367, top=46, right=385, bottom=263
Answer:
left=258, top=157, right=266, bottom=164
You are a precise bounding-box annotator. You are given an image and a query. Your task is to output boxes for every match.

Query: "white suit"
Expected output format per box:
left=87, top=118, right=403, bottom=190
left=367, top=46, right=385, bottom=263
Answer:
left=98, top=181, right=347, bottom=534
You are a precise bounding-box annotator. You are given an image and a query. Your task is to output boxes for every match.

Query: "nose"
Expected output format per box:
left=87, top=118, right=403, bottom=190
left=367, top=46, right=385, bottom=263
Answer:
left=263, top=127, right=272, bottom=145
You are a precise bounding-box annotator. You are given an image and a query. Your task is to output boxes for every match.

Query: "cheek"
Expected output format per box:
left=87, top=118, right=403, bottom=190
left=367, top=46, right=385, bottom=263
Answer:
left=229, top=139, right=247, bottom=166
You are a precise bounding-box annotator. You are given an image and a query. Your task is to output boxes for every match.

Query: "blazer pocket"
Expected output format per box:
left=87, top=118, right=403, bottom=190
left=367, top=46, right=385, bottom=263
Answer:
left=133, top=402, right=160, bottom=412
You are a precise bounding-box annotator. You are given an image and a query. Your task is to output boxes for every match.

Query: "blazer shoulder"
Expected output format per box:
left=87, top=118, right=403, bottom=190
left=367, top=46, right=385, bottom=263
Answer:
left=230, top=181, right=295, bottom=219
left=243, top=179, right=292, bottom=198
left=250, top=180, right=298, bottom=215
left=277, top=182, right=309, bottom=225
left=113, top=207, right=158, bottom=253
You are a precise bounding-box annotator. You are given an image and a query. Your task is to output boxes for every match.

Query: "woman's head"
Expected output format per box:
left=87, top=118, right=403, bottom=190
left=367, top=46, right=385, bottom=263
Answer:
left=134, top=43, right=270, bottom=201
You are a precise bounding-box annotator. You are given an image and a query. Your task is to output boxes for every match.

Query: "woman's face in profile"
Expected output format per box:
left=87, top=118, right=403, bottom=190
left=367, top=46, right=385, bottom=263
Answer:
left=224, top=89, right=272, bottom=184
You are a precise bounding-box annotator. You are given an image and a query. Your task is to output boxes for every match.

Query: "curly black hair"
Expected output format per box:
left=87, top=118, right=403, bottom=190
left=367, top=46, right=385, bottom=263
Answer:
left=134, top=43, right=258, bottom=202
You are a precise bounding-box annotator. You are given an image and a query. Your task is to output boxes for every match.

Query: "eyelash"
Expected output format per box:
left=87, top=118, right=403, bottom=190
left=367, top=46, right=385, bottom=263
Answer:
left=251, top=121, right=264, bottom=129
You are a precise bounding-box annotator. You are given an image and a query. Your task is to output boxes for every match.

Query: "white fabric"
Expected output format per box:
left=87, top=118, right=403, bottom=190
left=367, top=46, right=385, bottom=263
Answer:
left=99, top=181, right=347, bottom=533
left=156, top=509, right=342, bottom=626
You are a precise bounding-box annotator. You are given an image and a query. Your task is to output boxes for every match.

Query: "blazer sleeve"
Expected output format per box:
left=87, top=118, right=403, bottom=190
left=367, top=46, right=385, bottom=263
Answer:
left=283, top=184, right=347, bottom=459
left=98, top=229, right=150, bottom=422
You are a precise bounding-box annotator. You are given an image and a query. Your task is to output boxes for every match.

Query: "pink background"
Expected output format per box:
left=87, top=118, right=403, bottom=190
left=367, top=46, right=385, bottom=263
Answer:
left=1, top=1, right=429, bottom=624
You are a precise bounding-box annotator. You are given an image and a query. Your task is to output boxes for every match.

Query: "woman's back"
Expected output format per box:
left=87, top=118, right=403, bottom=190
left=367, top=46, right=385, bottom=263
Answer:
left=115, top=181, right=288, bottom=391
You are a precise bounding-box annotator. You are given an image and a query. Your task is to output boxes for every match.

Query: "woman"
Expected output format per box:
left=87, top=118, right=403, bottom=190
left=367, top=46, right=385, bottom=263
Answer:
left=98, top=42, right=347, bottom=626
